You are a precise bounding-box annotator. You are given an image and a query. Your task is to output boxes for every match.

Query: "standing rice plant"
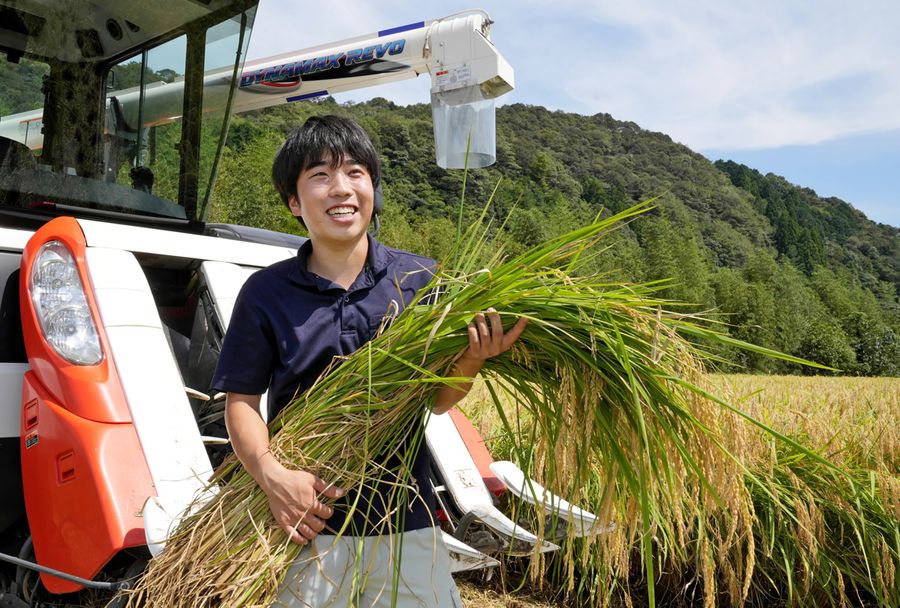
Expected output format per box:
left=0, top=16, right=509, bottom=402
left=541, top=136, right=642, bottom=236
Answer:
left=121, top=201, right=826, bottom=607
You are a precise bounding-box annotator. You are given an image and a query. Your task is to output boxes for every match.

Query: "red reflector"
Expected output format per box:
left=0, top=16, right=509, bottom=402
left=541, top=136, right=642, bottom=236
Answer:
left=57, top=450, right=76, bottom=483
left=24, top=399, right=38, bottom=429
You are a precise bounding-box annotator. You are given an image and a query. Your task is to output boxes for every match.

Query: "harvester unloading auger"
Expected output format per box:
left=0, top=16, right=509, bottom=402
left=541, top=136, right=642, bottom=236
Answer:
left=0, top=1, right=602, bottom=605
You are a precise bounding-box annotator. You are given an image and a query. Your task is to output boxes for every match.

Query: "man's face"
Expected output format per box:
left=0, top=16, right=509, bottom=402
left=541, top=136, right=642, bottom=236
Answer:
left=288, top=155, right=374, bottom=247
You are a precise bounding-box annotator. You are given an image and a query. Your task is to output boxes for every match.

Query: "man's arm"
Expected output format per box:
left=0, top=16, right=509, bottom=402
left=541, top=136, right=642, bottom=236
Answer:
left=225, top=393, right=343, bottom=544
left=433, top=309, right=528, bottom=415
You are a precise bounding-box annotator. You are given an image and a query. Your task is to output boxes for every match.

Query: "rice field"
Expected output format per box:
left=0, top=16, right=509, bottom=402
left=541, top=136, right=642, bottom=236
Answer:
left=459, top=374, right=900, bottom=607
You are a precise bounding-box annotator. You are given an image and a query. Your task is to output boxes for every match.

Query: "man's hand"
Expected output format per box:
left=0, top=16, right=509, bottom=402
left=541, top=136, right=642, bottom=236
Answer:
left=258, top=457, right=344, bottom=545
left=225, top=393, right=344, bottom=545
left=433, top=309, right=528, bottom=414
left=462, top=308, right=528, bottom=363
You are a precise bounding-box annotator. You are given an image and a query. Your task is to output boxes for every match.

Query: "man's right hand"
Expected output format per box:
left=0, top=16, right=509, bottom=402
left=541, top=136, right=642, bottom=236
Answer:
left=258, top=457, right=345, bottom=545
left=224, top=392, right=344, bottom=545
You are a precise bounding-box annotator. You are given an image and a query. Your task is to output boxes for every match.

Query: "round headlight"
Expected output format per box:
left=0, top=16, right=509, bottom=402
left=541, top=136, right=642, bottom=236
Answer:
left=30, top=241, right=104, bottom=365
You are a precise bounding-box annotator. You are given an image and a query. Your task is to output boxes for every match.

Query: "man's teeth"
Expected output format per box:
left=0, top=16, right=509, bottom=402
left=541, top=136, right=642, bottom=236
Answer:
left=327, top=207, right=356, bottom=217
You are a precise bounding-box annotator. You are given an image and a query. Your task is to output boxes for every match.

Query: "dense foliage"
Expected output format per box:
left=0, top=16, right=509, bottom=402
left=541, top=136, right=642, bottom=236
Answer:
left=207, top=98, right=899, bottom=376
left=0, top=57, right=47, bottom=115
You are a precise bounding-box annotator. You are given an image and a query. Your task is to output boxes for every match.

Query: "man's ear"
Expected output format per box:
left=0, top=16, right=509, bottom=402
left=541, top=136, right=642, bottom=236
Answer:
left=287, top=195, right=302, bottom=217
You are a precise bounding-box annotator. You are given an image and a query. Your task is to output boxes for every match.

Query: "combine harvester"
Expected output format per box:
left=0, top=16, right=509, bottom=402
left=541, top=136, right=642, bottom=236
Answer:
left=0, top=1, right=602, bottom=605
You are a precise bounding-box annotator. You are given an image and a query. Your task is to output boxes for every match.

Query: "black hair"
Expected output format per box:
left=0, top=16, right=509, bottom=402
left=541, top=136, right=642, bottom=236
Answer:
left=271, top=115, right=381, bottom=213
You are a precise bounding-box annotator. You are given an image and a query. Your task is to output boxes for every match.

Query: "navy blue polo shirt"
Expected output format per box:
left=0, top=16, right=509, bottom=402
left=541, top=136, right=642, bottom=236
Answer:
left=212, top=235, right=437, bottom=535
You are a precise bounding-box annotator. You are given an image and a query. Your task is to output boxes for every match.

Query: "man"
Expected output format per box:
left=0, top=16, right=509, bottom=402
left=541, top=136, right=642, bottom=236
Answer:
left=211, top=115, right=526, bottom=607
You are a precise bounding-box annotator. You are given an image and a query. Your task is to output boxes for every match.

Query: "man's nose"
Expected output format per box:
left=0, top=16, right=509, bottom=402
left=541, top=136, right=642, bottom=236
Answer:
left=329, top=171, right=352, bottom=195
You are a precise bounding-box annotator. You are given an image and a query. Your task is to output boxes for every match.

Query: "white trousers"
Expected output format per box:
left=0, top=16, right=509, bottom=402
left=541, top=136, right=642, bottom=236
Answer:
left=273, top=527, right=463, bottom=608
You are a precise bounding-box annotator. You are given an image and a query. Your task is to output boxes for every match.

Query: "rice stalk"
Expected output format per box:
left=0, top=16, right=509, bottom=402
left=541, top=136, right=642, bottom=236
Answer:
left=120, top=202, right=840, bottom=607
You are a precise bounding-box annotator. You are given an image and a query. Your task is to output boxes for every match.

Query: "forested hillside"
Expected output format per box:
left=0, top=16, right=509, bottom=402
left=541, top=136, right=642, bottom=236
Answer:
left=3, top=59, right=895, bottom=375
left=208, top=98, right=899, bottom=375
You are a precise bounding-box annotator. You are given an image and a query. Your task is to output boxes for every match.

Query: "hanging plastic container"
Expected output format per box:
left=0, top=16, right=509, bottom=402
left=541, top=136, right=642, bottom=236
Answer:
left=431, top=83, right=496, bottom=169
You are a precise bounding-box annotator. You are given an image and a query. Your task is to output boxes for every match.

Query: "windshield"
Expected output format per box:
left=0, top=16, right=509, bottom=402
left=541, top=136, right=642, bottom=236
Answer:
left=0, top=0, right=257, bottom=224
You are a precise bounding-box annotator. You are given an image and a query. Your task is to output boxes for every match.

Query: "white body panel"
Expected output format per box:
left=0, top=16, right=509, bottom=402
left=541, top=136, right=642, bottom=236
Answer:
left=425, top=412, right=557, bottom=554
left=0, top=228, right=31, bottom=252
left=0, top=249, right=27, bottom=439
left=79, top=219, right=294, bottom=267
left=199, top=260, right=270, bottom=420
left=489, top=460, right=609, bottom=538
left=201, top=260, right=261, bottom=327
left=442, top=532, right=499, bottom=572
left=85, top=247, right=213, bottom=525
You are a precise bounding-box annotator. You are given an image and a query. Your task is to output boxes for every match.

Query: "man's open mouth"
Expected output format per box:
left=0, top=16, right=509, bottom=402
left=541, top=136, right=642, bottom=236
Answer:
left=327, top=206, right=357, bottom=217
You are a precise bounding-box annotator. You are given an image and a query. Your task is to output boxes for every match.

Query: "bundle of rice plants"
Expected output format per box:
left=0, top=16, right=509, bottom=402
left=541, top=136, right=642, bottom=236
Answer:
left=120, top=202, right=817, bottom=607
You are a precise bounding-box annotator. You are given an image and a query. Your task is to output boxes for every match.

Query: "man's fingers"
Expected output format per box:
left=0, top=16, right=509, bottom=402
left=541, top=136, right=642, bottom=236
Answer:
left=282, top=524, right=308, bottom=545
left=313, top=477, right=345, bottom=499
left=486, top=309, right=503, bottom=343
left=283, top=517, right=323, bottom=544
left=502, top=317, right=529, bottom=349
left=465, top=311, right=528, bottom=360
left=466, top=322, right=479, bottom=347
left=309, top=499, right=333, bottom=520
left=302, top=514, right=326, bottom=533
left=475, top=312, right=489, bottom=339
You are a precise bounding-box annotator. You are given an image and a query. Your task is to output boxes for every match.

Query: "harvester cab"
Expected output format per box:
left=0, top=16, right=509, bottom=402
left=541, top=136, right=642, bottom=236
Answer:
left=0, top=1, right=600, bottom=604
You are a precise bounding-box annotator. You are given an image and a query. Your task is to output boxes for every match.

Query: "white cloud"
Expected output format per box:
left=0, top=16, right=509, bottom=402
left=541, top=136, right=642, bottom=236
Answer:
left=553, top=0, right=900, bottom=149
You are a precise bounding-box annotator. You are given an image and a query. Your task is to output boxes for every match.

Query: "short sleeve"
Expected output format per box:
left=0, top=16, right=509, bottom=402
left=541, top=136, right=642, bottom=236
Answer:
left=211, top=279, right=276, bottom=396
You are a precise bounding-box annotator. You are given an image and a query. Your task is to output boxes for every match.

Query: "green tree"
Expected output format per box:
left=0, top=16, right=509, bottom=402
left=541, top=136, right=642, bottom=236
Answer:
left=797, top=319, right=857, bottom=373
left=843, top=312, right=900, bottom=376
left=711, top=268, right=777, bottom=371
left=208, top=130, right=298, bottom=234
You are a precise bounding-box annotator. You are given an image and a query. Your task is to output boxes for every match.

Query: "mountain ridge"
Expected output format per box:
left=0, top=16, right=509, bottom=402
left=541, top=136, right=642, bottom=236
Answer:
left=210, top=98, right=899, bottom=375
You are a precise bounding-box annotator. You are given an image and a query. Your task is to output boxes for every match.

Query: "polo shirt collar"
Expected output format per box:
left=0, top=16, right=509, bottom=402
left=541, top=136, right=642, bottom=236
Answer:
left=294, top=234, right=393, bottom=291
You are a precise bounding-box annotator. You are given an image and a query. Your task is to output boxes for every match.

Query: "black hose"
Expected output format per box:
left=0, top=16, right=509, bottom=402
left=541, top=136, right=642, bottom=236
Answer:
left=452, top=511, right=479, bottom=541
left=0, top=550, right=125, bottom=591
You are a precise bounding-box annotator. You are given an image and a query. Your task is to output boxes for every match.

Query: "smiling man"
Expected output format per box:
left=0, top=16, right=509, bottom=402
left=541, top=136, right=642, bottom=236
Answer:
left=211, top=115, right=525, bottom=607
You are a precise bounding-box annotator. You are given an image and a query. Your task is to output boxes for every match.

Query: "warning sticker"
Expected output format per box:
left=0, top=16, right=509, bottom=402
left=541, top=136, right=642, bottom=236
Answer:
left=434, top=65, right=472, bottom=89
left=25, top=431, right=38, bottom=449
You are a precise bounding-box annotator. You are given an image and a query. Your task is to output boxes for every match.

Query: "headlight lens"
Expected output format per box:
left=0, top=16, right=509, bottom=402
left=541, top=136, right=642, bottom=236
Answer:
left=30, top=241, right=103, bottom=365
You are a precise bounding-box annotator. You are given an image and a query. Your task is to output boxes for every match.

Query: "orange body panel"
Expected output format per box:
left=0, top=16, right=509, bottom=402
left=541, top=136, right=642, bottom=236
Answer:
left=448, top=409, right=506, bottom=496
left=18, top=217, right=155, bottom=593
left=20, top=371, right=152, bottom=594
left=18, top=216, right=131, bottom=424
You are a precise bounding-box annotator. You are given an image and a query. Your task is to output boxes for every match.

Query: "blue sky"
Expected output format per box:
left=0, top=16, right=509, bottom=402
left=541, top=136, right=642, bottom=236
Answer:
left=248, top=1, right=900, bottom=227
